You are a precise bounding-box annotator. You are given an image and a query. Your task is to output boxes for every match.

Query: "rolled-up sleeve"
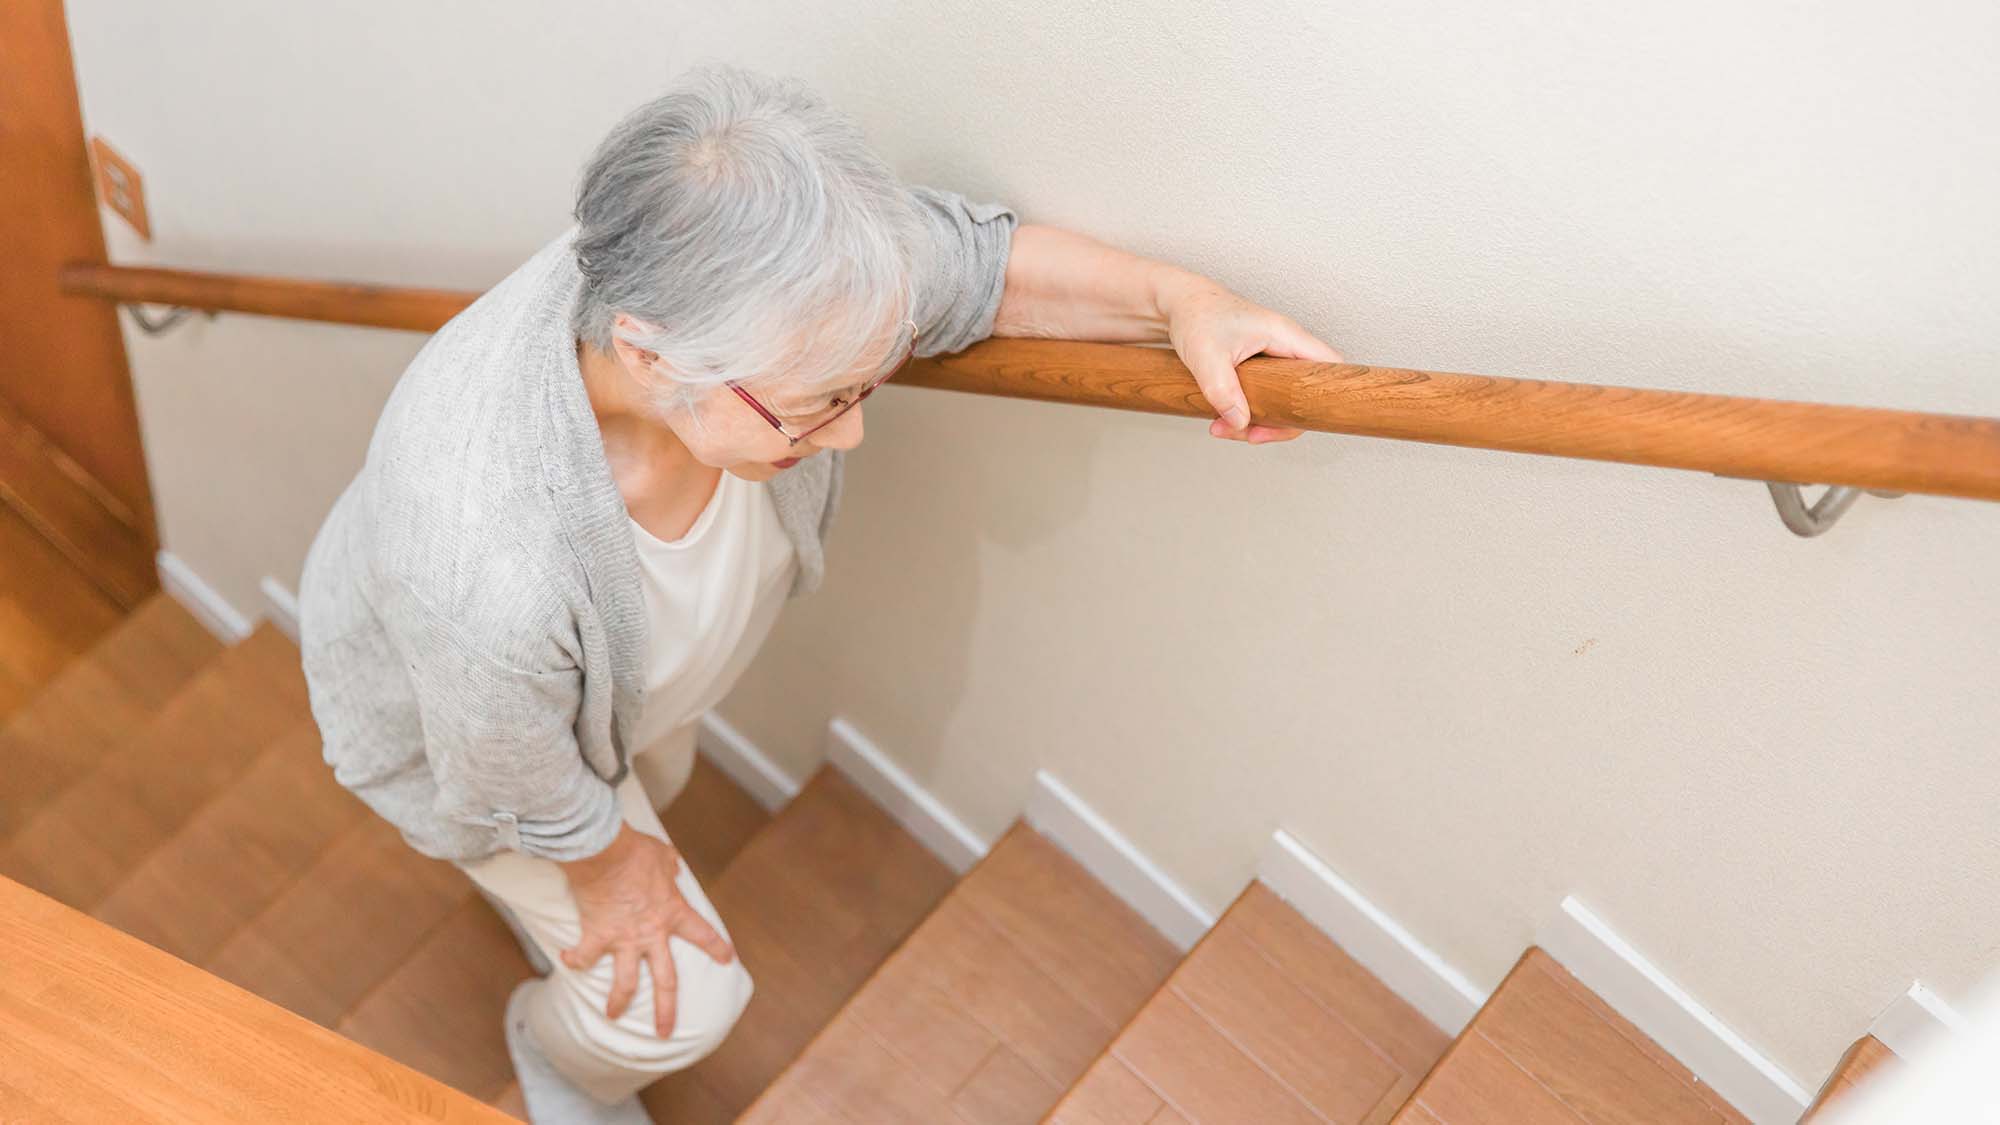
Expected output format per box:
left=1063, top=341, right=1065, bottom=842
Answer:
left=905, top=183, right=1019, bottom=358
left=388, top=584, right=623, bottom=863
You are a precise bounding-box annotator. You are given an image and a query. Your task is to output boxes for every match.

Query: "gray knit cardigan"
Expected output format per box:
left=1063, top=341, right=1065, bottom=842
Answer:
left=297, top=185, right=1017, bottom=863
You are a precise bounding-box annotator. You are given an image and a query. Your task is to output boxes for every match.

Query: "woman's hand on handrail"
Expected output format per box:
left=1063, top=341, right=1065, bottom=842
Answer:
left=557, top=823, right=735, bottom=1036
left=1153, top=272, right=1344, bottom=444
left=993, top=224, right=1341, bottom=444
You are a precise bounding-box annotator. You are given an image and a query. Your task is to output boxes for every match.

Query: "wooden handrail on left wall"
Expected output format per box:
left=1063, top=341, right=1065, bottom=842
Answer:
left=61, top=259, right=2000, bottom=504
left=60, top=262, right=474, bottom=333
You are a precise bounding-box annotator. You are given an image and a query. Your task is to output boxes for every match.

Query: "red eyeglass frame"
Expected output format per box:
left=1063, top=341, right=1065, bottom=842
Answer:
left=726, top=319, right=919, bottom=447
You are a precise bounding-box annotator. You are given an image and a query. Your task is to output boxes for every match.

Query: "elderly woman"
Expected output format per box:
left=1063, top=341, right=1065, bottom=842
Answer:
left=297, top=65, right=1338, bottom=1124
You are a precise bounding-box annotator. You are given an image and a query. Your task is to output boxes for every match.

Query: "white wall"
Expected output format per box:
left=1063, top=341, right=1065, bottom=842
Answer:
left=67, top=0, right=2000, bottom=1084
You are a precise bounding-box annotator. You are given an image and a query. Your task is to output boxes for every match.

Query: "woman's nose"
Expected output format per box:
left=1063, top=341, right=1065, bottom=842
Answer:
left=814, top=406, right=865, bottom=450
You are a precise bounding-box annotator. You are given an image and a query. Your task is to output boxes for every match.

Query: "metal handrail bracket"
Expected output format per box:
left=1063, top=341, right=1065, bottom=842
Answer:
left=1765, top=481, right=1902, bottom=537
left=122, top=304, right=214, bottom=336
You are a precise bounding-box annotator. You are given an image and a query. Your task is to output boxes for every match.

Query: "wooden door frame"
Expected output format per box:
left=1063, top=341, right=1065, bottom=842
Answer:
left=0, top=0, right=157, bottom=608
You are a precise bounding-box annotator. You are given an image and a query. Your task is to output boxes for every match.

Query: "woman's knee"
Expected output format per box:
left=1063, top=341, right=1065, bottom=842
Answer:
left=669, top=957, right=755, bottom=1060
left=572, top=956, right=755, bottom=1074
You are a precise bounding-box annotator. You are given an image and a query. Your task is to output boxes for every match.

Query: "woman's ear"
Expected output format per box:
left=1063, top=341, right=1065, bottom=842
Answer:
left=610, top=314, right=664, bottom=362
left=608, top=332, right=662, bottom=378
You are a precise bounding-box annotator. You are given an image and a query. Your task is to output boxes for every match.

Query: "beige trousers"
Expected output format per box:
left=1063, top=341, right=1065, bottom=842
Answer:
left=459, top=721, right=754, bottom=1103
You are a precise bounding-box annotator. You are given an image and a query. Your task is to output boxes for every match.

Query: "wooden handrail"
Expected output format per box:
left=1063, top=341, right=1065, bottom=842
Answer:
left=61, top=261, right=474, bottom=333
left=62, top=260, right=2000, bottom=502
left=903, top=341, right=2000, bottom=502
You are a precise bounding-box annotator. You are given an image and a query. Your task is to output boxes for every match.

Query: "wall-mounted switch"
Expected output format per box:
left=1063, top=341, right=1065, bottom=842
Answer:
left=88, top=136, right=150, bottom=241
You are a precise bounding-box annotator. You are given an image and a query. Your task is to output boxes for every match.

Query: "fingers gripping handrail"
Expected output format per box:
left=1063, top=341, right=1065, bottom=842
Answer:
left=59, top=260, right=2000, bottom=524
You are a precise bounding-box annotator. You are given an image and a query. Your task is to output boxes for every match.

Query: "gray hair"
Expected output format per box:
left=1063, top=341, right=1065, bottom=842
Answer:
left=571, top=65, right=922, bottom=414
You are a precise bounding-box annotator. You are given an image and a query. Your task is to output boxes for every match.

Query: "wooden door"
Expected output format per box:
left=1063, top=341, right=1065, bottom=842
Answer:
left=0, top=0, right=156, bottom=606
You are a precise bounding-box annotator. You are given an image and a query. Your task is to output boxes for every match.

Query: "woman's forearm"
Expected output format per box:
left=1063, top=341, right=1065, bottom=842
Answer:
left=990, top=223, right=1225, bottom=345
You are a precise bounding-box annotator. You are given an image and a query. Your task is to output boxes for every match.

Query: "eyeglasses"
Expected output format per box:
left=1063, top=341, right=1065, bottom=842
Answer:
left=727, top=319, right=918, bottom=447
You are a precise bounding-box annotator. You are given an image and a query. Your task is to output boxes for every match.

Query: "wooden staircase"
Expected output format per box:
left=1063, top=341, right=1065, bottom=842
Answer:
left=1392, top=950, right=1745, bottom=1124
left=741, top=823, right=1183, bottom=1123
left=1046, top=881, right=1448, bottom=1124
left=0, top=592, right=1906, bottom=1123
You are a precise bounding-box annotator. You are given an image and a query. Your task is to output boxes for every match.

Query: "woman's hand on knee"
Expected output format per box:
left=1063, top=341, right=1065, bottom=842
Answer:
left=557, top=824, right=736, bottom=1037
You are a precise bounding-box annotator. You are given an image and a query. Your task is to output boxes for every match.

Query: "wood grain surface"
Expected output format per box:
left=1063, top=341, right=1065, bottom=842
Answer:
left=0, top=875, right=513, bottom=1123
left=744, top=823, right=1181, bottom=1125
left=0, top=625, right=308, bottom=910
left=0, top=3, right=154, bottom=527
left=60, top=262, right=476, bottom=333
left=903, top=339, right=2000, bottom=502
left=1801, top=1035, right=1898, bottom=1121
left=58, top=263, right=2000, bottom=501
left=0, top=395, right=154, bottom=609
left=0, top=503, right=123, bottom=724
left=1047, top=881, right=1447, bottom=1125
left=1394, top=949, right=1748, bottom=1124
left=0, top=594, right=218, bottom=837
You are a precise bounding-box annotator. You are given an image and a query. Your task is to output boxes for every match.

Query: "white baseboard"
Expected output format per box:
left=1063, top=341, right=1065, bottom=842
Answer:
left=1869, top=982, right=1964, bottom=1060
left=156, top=551, right=254, bottom=643
left=1537, top=896, right=1811, bottom=1124
left=1023, top=770, right=1215, bottom=950
left=260, top=576, right=300, bottom=642
left=1256, top=828, right=1488, bottom=1035
left=825, top=717, right=990, bottom=875
left=696, top=711, right=802, bottom=813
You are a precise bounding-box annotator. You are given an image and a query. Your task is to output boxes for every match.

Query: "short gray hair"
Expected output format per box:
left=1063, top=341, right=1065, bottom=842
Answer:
left=571, top=65, right=922, bottom=411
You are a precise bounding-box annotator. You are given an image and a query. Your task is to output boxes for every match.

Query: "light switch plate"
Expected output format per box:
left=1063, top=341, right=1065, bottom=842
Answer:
left=89, top=135, right=151, bottom=241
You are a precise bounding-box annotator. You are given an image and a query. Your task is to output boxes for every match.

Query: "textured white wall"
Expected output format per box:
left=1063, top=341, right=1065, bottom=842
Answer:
left=67, top=0, right=2000, bottom=1084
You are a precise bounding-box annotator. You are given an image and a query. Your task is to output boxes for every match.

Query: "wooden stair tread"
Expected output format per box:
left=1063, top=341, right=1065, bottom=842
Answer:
left=661, top=752, right=772, bottom=885
left=91, top=723, right=366, bottom=964
left=0, top=874, right=510, bottom=1123
left=1393, top=948, right=1748, bottom=1124
left=1224, top=881, right=1454, bottom=1079
left=1043, top=1055, right=1164, bottom=1124
left=0, top=597, right=85, bottom=723
left=0, top=623, right=307, bottom=908
left=0, top=499, right=124, bottom=720
left=204, top=813, right=474, bottom=1027
left=1048, top=881, right=1449, bottom=1125
left=0, top=593, right=218, bottom=837
left=66, top=594, right=220, bottom=698
left=1802, top=1034, right=1898, bottom=1121
left=1102, top=990, right=1327, bottom=1125
left=953, top=824, right=1184, bottom=1028
left=641, top=765, right=958, bottom=1118
left=1398, top=1030, right=1590, bottom=1125
left=0, top=395, right=157, bottom=613
left=744, top=821, right=1182, bottom=1125
left=339, top=895, right=536, bottom=1103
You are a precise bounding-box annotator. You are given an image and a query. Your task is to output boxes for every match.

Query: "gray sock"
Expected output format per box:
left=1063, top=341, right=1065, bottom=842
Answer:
left=476, top=883, right=553, bottom=976
left=504, top=979, right=654, bottom=1125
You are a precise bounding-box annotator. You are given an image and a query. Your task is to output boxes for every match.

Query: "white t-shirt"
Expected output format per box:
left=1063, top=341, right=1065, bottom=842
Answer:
left=627, top=468, right=798, bottom=762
